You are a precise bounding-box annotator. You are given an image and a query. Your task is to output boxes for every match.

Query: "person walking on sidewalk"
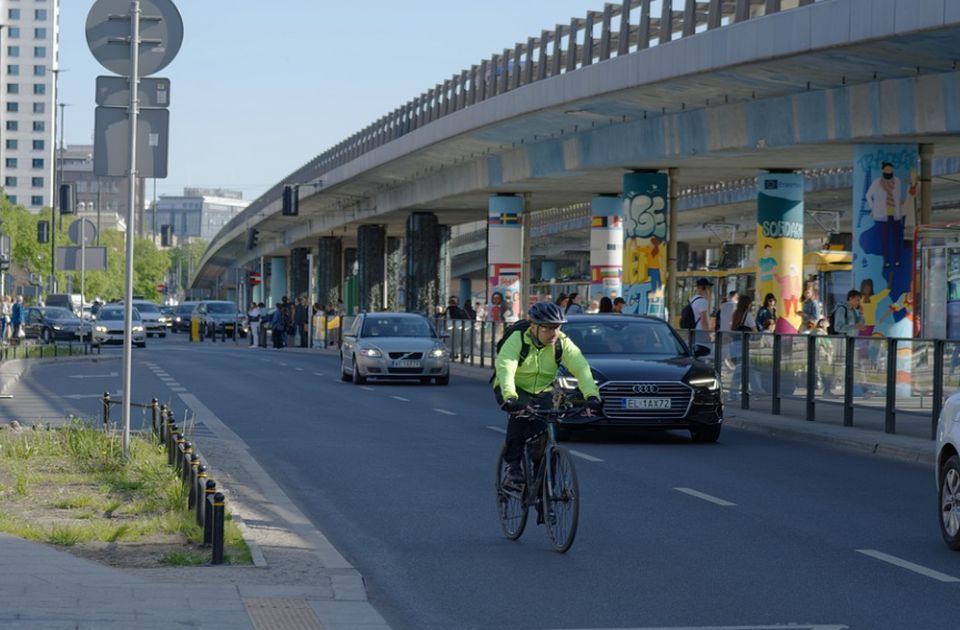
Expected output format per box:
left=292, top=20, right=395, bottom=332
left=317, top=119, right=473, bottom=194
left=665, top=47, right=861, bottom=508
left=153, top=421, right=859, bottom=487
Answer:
left=294, top=297, right=308, bottom=348
left=270, top=303, right=285, bottom=349
left=247, top=302, right=261, bottom=348
left=10, top=296, right=24, bottom=343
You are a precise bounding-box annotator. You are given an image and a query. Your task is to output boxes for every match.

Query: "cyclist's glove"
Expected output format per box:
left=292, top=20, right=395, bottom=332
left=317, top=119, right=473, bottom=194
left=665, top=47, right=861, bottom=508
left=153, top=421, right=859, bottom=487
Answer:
left=501, top=398, right=526, bottom=414
left=586, top=396, right=603, bottom=412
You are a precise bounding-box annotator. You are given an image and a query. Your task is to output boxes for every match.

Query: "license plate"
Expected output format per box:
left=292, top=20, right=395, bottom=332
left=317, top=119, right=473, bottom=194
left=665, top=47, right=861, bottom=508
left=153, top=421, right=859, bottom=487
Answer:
left=392, top=360, right=421, bottom=368
left=623, top=397, right=671, bottom=410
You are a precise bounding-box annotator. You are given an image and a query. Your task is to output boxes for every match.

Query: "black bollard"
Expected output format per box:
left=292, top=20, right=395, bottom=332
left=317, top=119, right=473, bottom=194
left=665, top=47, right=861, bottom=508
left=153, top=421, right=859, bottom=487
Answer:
left=211, top=492, right=226, bottom=565
left=203, top=480, right=217, bottom=545
left=174, top=435, right=187, bottom=474
left=151, top=399, right=159, bottom=436
left=169, top=430, right=182, bottom=467
left=158, top=406, right=169, bottom=443
left=180, top=442, right=193, bottom=481
left=195, top=466, right=208, bottom=527
left=102, top=392, right=111, bottom=432
left=187, top=455, right=201, bottom=509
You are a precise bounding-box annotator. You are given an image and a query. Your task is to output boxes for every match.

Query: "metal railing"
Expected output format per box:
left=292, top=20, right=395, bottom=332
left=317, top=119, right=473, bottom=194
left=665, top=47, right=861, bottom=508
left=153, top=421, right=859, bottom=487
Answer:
left=430, top=317, right=956, bottom=440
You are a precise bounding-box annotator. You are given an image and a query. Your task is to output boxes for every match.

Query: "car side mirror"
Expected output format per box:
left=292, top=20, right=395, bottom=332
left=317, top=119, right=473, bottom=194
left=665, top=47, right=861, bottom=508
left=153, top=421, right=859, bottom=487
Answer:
left=693, top=344, right=711, bottom=358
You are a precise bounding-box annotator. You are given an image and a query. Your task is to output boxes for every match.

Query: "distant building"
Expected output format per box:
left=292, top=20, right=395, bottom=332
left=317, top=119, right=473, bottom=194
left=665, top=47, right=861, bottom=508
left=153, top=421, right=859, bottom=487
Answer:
left=146, top=188, right=248, bottom=243
left=0, top=0, right=60, bottom=212
left=59, top=145, right=145, bottom=233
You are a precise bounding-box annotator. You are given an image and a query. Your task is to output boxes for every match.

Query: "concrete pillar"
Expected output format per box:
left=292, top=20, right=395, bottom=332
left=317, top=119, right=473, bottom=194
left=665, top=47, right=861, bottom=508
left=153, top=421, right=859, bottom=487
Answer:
left=487, top=194, right=524, bottom=322
left=920, top=144, right=934, bottom=226
left=269, top=256, right=287, bottom=308
left=316, top=236, right=342, bottom=309
left=589, top=194, right=624, bottom=300
left=458, top=278, right=471, bottom=304
left=622, top=172, right=667, bottom=317
left=667, top=168, right=679, bottom=321
left=852, top=144, right=917, bottom=343
left=386, top=236, right=405, bottom=311
left=756, top=172, right=804, bottom=333
left=440, top=225, right=452, bottom=316
left=357, top=224, right=386, bottom=312
left=406, top=212, right=441, bottom=315
left=344, top=247, right=358, bottom=316
left=288, top=247, right=309, bottom=300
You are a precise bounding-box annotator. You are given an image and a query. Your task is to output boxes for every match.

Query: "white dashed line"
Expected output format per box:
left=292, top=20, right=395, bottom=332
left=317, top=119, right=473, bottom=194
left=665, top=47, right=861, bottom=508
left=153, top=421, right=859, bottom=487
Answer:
left=434, top=408, right=456, bottom=416
left=279, top=363, right=288, bottom=367
left=391, top=396, right=410, bottom=402
left=856, top=549, right=960, bottom=583
left=360, top=386, right=375, bottom=392
left=295, top=367, right=304, bottom=372
left=486, top=426, right=506, bottom=434
left=674, top=487, right=737, bottom=507
left=313, top=372, right=325, bottom=377
left=568, top=449, right=604, bottom=462
left=170, top=387, right=187, bottom=392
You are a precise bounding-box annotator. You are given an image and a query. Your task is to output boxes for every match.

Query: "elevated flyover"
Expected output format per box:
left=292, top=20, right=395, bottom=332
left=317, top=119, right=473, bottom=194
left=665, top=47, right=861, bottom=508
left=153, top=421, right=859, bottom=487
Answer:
left=194, top=0, right=960, bottom=293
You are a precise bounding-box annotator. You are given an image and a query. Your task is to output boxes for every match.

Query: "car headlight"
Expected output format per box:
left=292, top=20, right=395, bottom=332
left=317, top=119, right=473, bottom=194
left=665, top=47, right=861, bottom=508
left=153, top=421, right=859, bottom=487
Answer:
left=95, top=326, right=107, bottom=333
left=429, top=347, right=447, bottom=358
left=557, top=376, right=578, bottom=390
left=360, top=347, right=382, bottom=358
left=52, top=325, right=62, bottom=331
left=132, top=325, right=144, bottom=332
left=174, top=316, right=181, bottom=322
left=689, top=377, right=719, bottom=391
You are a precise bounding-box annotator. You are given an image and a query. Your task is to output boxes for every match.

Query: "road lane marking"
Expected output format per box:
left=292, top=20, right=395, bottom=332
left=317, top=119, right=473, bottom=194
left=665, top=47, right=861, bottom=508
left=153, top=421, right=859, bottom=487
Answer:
left=313, top=372, right=325, bottom=377
left=674, top=487, right=737, bottom=507
left=434, top=408, right=456, bottom=416
left=568, top=449, right=604, bottom=463
left=279, top=363, right=288, bottom=367
left=360, top=386, right=375, bottom=392
left=856, top=549, right=960, bottom=583
left=486, top=426, right=506, bottom=433
left=295, top=367, right=304, bottom=371
left=68, top=372, right=118, bottom=379
left=390, top=396, right=410, bottom=402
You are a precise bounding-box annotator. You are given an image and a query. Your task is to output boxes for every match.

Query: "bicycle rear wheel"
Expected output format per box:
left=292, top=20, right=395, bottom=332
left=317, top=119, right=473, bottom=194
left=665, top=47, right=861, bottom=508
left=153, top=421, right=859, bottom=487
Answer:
left=542, top=446, right=579, bottom=553
left=495, top=446, right=528, bottom=540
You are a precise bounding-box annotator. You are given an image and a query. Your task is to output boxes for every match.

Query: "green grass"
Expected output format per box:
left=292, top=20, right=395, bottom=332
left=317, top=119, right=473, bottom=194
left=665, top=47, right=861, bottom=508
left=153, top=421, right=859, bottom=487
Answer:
left=160, top=551, right=206, bottom=566
left=52, top=495, right=99, bottom=510
left=47, top=525, right=90, bottom=546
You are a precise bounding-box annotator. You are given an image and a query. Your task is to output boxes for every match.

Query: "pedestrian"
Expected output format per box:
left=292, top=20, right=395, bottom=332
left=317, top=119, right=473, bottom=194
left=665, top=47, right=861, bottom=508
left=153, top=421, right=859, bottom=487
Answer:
left=270, top=303, right=285, bottom=349
left=598, top=296, right=613, bottom=313
left=280, top=296, right=292, bottom=347
left=688, top=278, right=713, bottom=347
left=294, top=297, right=308, bottom=348
left=10, top=296, right=24, bottom=344
left=555, top=293, right=569, bottom=312
left=463, top=300, right=477, bottom=321
left=718, top=290, right=739, bottom=334
left=0, top=295, right=10, bottom=343
left=565, top=292, right=584, bottom=315
left=800, top=283, right=823, bottom=331
left=831, top=290, right=867, bottom=396
left=612, top=297, right=625, bottom=314
left=445, top=296, right=468, bottom=320
left=728, top=294, right=764, bottom=397
left=756, top=293, right=777, bottom=333
left=247, top=301, right=261, bottom=348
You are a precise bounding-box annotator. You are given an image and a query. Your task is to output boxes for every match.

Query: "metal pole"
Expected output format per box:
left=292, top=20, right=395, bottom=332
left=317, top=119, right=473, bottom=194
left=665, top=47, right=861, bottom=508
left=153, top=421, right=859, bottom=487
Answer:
left=919, top=144, right=933, bottom=226
left=307, top=252, right=316, bottom=347
left=121, top=0, right=142, bottom=459
left=667, top=168, right=679, bottom=323
left=80, top=219, right=86, bottom=342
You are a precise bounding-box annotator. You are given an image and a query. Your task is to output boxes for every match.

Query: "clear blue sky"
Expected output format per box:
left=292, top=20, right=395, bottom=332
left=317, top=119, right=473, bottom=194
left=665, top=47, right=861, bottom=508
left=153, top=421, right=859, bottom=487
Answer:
left=59, top=1, right=609, bottom=203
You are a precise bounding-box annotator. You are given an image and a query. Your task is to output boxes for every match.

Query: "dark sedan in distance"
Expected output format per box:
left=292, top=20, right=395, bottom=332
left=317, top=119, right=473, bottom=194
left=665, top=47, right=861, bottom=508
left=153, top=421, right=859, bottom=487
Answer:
left=555, top=314, right=723, bottom=442
left=22, top=306, right=86, bottom=343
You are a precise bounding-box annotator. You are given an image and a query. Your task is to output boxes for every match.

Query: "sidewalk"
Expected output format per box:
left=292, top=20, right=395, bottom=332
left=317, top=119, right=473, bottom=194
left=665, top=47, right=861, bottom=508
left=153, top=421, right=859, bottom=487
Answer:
left=0, top=354, right=391, bottom=630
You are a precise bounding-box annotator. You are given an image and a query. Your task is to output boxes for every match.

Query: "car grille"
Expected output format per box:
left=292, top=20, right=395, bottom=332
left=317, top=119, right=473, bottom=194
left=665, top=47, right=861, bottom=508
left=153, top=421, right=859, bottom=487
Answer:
left=387, top=367, right=423, bottom=374
left=388, top=352, right=423, bottom=360
left=599, top=381, right=693, bottom=420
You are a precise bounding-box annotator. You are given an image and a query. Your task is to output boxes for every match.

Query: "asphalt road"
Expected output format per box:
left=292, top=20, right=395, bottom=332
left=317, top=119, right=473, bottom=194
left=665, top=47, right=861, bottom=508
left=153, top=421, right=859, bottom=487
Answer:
left=17, top=334, right=960, bottom=630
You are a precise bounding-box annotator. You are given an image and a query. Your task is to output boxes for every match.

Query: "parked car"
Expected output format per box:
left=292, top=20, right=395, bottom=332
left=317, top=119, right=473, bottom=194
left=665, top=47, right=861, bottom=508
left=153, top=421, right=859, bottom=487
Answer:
left=92, top=305, right=147, bottom=348
left=937, top=391, right=960, bottom=549
left=195, top=300, right=247, bottom=339
left=22, top=306, right=85, bottom=343
left=340, top=312, right=449, bottom=385
left=172, top=301, right=199, bottom=333
left=552, top=315, right=723, bottom=442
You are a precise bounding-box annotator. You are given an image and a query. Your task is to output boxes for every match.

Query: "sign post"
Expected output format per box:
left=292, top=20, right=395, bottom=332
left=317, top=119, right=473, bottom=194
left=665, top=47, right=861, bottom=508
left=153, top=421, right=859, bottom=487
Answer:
left=86, top=0, right=182, bottom=458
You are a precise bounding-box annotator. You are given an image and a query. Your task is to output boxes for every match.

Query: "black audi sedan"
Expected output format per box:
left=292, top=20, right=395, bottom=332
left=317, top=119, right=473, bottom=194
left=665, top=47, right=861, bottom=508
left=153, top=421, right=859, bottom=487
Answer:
left=555, top=314, right=723, bottom=442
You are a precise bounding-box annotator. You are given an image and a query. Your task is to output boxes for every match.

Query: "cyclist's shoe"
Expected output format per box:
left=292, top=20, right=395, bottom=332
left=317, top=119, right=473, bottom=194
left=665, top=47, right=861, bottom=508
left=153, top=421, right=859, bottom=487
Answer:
left=503, top=465, right=524, bottom=490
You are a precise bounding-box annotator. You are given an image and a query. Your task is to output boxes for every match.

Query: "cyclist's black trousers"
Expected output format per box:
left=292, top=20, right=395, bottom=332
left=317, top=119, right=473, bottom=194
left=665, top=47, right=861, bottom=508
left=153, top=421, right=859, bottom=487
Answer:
left=494, top=386, right=552, bottom=469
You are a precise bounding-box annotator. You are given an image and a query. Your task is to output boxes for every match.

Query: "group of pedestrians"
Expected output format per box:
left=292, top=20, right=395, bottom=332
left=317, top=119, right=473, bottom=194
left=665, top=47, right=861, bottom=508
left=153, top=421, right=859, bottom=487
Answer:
left=0, top=296, right=24, bottom=344
left=246, top=296, right=318, bottom=350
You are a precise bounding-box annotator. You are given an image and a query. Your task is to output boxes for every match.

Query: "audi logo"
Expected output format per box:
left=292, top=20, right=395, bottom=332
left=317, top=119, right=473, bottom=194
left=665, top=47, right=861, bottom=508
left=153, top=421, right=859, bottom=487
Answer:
left=631, top=384, right=660, bottom=394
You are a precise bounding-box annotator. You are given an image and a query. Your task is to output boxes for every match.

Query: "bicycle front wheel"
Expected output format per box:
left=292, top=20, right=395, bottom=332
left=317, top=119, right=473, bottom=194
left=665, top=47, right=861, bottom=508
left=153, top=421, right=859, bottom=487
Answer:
left=542, top=446, right=579, bottom=553
left=495, top=446, right=528, bottom=540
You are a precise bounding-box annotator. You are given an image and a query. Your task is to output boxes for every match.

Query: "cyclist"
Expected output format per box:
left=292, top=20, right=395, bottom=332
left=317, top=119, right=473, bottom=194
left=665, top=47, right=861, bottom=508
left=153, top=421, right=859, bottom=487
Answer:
left=493, top=302, right=602, bottom=488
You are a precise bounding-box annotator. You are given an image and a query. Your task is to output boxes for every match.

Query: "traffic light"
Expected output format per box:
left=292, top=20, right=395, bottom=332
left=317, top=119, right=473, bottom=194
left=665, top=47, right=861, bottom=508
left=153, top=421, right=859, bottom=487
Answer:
left=248, top=271, right=261, bottom=286
left=59, top=183, right=76, bottom=215
left=282, top=185, right=299, bottom=216
left=246, top=227, right=259, bottom=250
left=37, top=220, right=50, bottom=244
left=0, top=256, right=9, bottom=272
left=160, top=224, right=173, bottom=247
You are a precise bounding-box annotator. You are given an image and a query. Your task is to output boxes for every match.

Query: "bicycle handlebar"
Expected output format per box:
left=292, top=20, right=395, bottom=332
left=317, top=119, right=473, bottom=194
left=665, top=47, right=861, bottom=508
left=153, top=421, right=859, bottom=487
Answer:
left=512, top=404, right=601, bottom=421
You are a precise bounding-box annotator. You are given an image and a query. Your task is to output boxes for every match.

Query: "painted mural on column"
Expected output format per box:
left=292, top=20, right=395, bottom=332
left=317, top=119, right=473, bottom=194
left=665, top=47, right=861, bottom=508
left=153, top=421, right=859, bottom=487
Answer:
left=756, top=173, right=804, bottom=334
left=590, top=195, right=624, bottom=300
left=487, top=195, right=523, bottom=323
left=853, top=145, right=917, bottom=339
left=622, top=172, right=667, bottom=317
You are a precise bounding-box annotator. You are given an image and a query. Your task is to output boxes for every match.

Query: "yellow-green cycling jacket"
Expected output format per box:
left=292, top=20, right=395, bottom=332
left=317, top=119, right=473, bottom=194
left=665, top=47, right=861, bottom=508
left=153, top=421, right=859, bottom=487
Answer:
left=493, top=328, right=600, bottom=401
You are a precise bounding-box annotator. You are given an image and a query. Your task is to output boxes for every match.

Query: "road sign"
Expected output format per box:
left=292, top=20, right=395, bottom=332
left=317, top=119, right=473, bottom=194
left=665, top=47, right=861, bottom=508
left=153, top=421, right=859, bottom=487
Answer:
left=156, top=283, right=166, bottom=291
left=96, top=76, right=170, bottom=108
left=85, top=0, right=184, bottom=78
left=56, top=247, right=108, bottom=272
left=68, top=219, right=98, bottom=246
left=249, top=271, right=262, bottom=286
left=93, top=107, right=169, bottom=177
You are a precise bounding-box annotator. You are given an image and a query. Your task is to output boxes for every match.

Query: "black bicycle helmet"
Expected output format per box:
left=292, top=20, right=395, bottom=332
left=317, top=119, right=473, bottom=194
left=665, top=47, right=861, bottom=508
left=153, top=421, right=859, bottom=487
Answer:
left=528, top=301, right=568, bottom=325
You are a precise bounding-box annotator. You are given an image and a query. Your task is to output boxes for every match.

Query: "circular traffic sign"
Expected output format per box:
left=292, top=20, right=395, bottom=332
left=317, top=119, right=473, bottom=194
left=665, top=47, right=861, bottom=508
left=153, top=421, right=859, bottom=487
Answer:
left=86, top=0, right=184, bottom=78
left=68, top=219, right=98, bottom=246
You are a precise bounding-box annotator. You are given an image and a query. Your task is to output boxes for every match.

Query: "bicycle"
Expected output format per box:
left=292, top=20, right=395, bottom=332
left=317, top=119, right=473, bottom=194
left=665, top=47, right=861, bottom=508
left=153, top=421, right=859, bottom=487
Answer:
left=494, top=401, right=594, bottom=553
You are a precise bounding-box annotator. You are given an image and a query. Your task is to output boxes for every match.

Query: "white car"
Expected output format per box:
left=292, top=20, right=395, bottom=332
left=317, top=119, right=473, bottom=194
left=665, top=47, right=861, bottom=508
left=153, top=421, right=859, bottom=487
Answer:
left=340, top=312, right=450, bottom=385
left=936, top=391, right=960, bottom=549
left=92, top=306, right=147, bottom=348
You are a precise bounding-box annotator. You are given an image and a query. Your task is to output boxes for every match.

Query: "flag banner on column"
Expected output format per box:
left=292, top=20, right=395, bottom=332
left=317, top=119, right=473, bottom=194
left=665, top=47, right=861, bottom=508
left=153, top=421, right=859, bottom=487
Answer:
left=756, top=173, right=804, bottom=334
left=590, top=195, right=624, bottom=300
left=487, top=195, right=524, bottom=322
left=622, top=173, right=667, bottom=318
left=853, top=145, right=917, bottom=342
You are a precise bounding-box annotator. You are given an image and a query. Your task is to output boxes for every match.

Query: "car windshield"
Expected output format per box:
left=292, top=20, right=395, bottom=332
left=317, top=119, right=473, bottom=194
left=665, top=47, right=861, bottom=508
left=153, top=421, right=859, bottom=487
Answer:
left=133, top=302, right=159, bottom=313
left=361, top=317, right=435, bottom=338
left=98, top=308, right=141, bottom=321
left=40, top=307, right=76, bottom=320
left=207, top=303, right=235, bottom=314
left=563, top=319, right=687, bottom=357
left=177, top=304, right=195, bottom=315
